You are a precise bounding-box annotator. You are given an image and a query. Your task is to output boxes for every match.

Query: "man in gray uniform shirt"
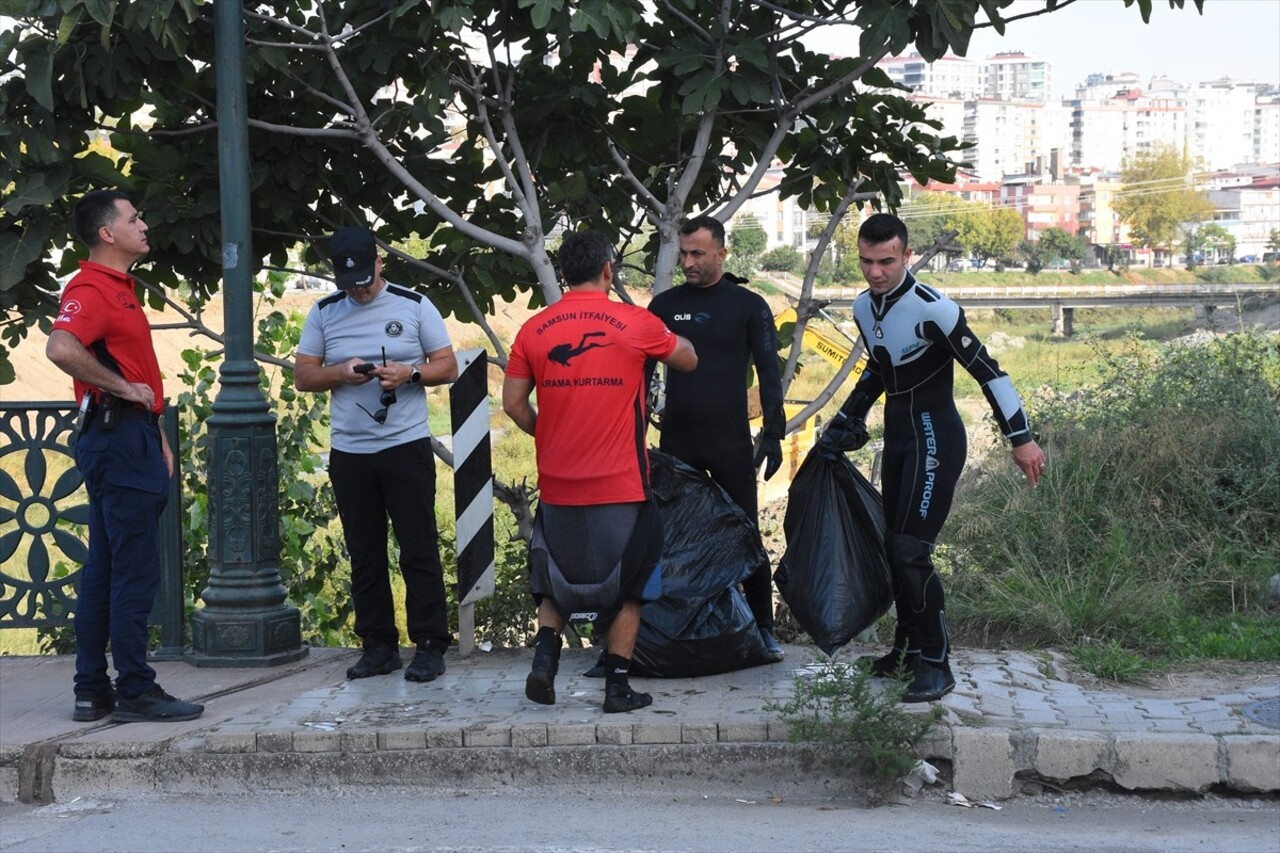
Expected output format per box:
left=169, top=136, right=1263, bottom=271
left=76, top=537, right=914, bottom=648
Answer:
left=296, top=226, right=459, bottom=682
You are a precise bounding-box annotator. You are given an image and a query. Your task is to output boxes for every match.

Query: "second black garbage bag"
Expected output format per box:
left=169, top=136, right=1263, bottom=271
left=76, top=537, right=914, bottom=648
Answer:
left=629, top=451, right=773, bottom=677
left=774, top=450, right=894, bottom=655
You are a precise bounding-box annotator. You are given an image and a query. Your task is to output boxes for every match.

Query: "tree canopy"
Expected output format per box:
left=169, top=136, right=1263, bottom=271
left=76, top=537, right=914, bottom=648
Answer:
left=1115, top=144, right=1214, bottom=258
left=1, top=0, right=1206, bottom=383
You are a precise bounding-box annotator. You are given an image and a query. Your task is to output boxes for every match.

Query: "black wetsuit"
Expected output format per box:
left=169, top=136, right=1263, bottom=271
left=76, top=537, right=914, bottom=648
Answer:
left=839, top=271, right=1032, bottom=665
left=648, top=274, right=784, bottom=628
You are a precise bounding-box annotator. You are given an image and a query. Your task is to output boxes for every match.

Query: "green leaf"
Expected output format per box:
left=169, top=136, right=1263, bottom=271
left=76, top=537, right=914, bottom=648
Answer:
left=21, top=38, right=55, bottom=111
left=0, top=217, right=51, bottom=291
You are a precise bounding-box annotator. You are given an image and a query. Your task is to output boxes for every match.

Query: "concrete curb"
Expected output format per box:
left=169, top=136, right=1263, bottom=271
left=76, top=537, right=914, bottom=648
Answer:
left=9, top=721, right=1277, bottom=805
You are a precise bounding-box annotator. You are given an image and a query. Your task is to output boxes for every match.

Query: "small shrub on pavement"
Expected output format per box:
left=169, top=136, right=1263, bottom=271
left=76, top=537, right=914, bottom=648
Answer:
left=768, top=660, right=943, bottom=788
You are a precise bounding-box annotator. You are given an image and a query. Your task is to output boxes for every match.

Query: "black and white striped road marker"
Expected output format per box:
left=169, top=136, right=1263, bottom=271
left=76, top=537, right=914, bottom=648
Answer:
left=450, top=348, right=494, bottom=656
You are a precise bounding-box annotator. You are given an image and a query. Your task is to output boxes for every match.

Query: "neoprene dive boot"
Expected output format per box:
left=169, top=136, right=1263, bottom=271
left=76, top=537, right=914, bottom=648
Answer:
left=861, top=646, right=920, bottom=679
left=886, top=533, right=956, bottom=703
left=601, top=653, right=652, bottom=713
left=525, top=627, right=562, bottom=706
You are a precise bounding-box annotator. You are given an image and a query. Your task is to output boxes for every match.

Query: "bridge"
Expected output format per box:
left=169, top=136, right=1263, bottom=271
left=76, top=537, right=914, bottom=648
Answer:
left=799, top=282, right=1279, bottom=336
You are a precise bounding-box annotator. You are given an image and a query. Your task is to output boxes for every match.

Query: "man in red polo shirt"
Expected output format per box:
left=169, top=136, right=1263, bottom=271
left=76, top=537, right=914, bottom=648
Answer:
left=504, top=230, right=697, bottom=713
left=47, top=190, right=203, bottom=724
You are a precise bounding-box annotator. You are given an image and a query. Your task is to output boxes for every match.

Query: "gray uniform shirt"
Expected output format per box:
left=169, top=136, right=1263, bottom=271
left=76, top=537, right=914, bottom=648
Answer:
left=298, top=282, right=452, bottom=454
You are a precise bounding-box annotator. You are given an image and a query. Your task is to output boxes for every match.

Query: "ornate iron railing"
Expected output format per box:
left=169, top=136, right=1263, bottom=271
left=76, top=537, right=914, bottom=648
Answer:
left=0, top=402, right=185, bottom=657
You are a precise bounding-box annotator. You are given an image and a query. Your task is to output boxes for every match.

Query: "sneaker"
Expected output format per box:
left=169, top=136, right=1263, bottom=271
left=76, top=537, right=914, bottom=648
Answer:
left=602, top=682, right=652, bottom=714
left=901, top=659, right=956, bottom=703
left=346, top=644, right=403, bottom=679
left=72, top=690, right=115, bottom=723
left=860, top=648, right=919, bottom=679
left=759, top=627, right=784, bottom=663
left=113, top=687, right=204, bottom=723
left=525, top=643, right=560, bottom=706
left=405, top=646, right=446, bottom=683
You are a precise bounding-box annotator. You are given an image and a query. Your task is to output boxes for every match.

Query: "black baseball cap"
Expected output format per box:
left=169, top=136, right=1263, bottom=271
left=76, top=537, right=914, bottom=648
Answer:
left=329, top=226, right=378, bottom=289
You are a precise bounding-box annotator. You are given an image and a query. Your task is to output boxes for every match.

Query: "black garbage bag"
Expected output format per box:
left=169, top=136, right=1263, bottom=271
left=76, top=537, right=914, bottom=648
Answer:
left=630, top=451, right=773, bottom=677
left=774, top=450, right=893, bottom=655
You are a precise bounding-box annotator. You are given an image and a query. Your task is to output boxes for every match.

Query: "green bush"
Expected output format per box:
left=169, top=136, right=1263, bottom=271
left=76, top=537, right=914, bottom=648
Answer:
left=944, top=330, right=1280, bottom=672
left=769, top=660, right=942, bottom=792
left=760, top=245, right=803, bottom=273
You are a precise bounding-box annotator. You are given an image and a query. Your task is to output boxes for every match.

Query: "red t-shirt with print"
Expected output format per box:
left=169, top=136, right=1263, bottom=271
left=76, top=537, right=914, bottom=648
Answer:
left=507, top=290, right=677, bottom=505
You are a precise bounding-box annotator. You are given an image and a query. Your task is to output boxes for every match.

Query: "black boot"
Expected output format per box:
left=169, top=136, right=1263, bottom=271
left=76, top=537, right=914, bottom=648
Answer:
left=886, top=533, right=954, bottom=703
left=860, top=647, right=919, bottom=679
left=902, top=659, right=956, bottom=703
left=602, top=653, right=652, bottom=713
left=525, top=627, right=561, bottom=706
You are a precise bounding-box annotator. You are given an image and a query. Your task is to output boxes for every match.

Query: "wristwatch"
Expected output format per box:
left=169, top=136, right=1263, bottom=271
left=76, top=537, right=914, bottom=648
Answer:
left=409, top=365, right=421, bottom=385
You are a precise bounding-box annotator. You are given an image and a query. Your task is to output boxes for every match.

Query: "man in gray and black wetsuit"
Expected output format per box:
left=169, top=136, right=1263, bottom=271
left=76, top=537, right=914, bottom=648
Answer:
left=819, top=213, right=1046, bottom=703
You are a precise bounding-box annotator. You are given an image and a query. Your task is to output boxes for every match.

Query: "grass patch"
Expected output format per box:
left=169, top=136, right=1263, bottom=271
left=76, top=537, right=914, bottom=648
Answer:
left=945, top=330, right=1280, bottom=678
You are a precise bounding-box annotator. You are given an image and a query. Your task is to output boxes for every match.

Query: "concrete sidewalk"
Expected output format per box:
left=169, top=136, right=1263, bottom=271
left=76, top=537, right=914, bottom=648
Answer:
left=2, top=645, right=1276, bottom=805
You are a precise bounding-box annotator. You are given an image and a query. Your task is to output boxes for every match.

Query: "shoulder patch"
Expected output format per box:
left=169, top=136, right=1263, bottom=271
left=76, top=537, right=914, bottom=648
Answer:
left=914, top=283, right=942, bottom=303
left=385, top=283, right=424, bottom=304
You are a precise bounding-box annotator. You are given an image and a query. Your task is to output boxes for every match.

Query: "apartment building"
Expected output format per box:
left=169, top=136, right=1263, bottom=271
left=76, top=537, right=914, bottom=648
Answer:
left=1191, top=79, right=1264, bottom=170
left=1066, top=89, right=1187, bottom=172
left=1206, top=180, right=1280, bottom=259
left=999, top=177, right=1081, bottom=240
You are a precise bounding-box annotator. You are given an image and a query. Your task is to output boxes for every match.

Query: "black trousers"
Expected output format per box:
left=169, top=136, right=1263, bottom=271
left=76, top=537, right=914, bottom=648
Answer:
left=329, top=438, right=450, bottom=651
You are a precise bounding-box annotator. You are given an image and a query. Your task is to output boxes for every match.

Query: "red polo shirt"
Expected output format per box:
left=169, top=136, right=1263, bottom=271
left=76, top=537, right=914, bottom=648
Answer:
left=52, top=261, right=164, bottom=414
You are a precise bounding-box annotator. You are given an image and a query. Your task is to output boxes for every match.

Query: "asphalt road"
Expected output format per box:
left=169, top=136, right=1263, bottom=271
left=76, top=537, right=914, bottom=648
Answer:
left=2, top=784, right=1277, bottom=852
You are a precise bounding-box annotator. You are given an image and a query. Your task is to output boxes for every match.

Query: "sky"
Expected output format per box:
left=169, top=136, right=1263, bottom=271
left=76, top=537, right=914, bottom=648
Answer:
left=965, top=0, right=1280, bottom=97
left=806, top=0, right=1280, bottom=98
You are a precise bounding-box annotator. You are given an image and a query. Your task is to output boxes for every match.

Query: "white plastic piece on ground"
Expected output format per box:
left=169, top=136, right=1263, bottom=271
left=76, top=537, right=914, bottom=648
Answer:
left=903, top=759, right=940, bottom=791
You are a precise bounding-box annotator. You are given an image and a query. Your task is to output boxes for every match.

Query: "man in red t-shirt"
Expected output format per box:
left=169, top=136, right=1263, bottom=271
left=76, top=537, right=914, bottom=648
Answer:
left=46, top=190, right=203, bottom=724
left=504, top=230, right=696, bottom=713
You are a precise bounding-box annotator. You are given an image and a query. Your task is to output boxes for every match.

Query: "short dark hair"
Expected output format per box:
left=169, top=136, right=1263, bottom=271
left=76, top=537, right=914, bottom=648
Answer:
left=679, top=215, right=725, bottom=248
left=859, top=212, right=909, bottom=247
left=73, top=190, right=132, bottom=248
left=558, top=230, right=614, bottom=286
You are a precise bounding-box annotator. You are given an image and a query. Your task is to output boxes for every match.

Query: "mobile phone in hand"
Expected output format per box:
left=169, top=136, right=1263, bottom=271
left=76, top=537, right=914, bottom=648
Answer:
left=353, top=362, right=377, bottom=374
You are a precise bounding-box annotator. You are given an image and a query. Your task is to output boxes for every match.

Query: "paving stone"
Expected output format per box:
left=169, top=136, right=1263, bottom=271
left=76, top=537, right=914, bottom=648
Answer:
left=463, top=726, right=512, bottom=747
left=952, top=727, right=1015, bottom=800
left=1032, top=730, right=1110, bottom=780
left=1113, top=733, right=1220, bottom=791
left=1224, top=736, right=1280, bottom=791
left=510, top=725, right=549, bottom=748
left=681, top=724, right=718, bottom=744
left=633, top=723, right=683, bottom=745
left=1137, top=700, right=1190, bottom=719
left=547, top=725, right=595, bottom=746
left=978, top=695, right=1017, bottom=717
left=595, top=725, right=633, bottom=746
left=426, top=728, right=463, bottom=748
left=256, top=732, right=293, bottom=753
left=717, top=723, right=768, bottom=743
left=1015, top=709, right=1064, bottom=726
left=293, top=731, right=341, bottom=753
left=378, top=731, right=426, bottom=751
left=341, top=732, right=378, bottom=753
left=203, top=733, right=257, bottom=754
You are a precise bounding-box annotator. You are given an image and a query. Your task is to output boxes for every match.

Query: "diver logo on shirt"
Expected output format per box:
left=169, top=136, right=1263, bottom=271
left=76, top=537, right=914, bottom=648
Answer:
left=385, top=321, right=404, bottom=337
left=961, top=336, right=973, bottom=348
left=548, top=331, right=610, bottom=366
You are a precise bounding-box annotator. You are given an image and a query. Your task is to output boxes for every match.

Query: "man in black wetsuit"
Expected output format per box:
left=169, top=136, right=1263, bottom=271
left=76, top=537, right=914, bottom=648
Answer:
left=819, top=212, right=1046, bottom=702
left=648, top=215, right=788, bottom=661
